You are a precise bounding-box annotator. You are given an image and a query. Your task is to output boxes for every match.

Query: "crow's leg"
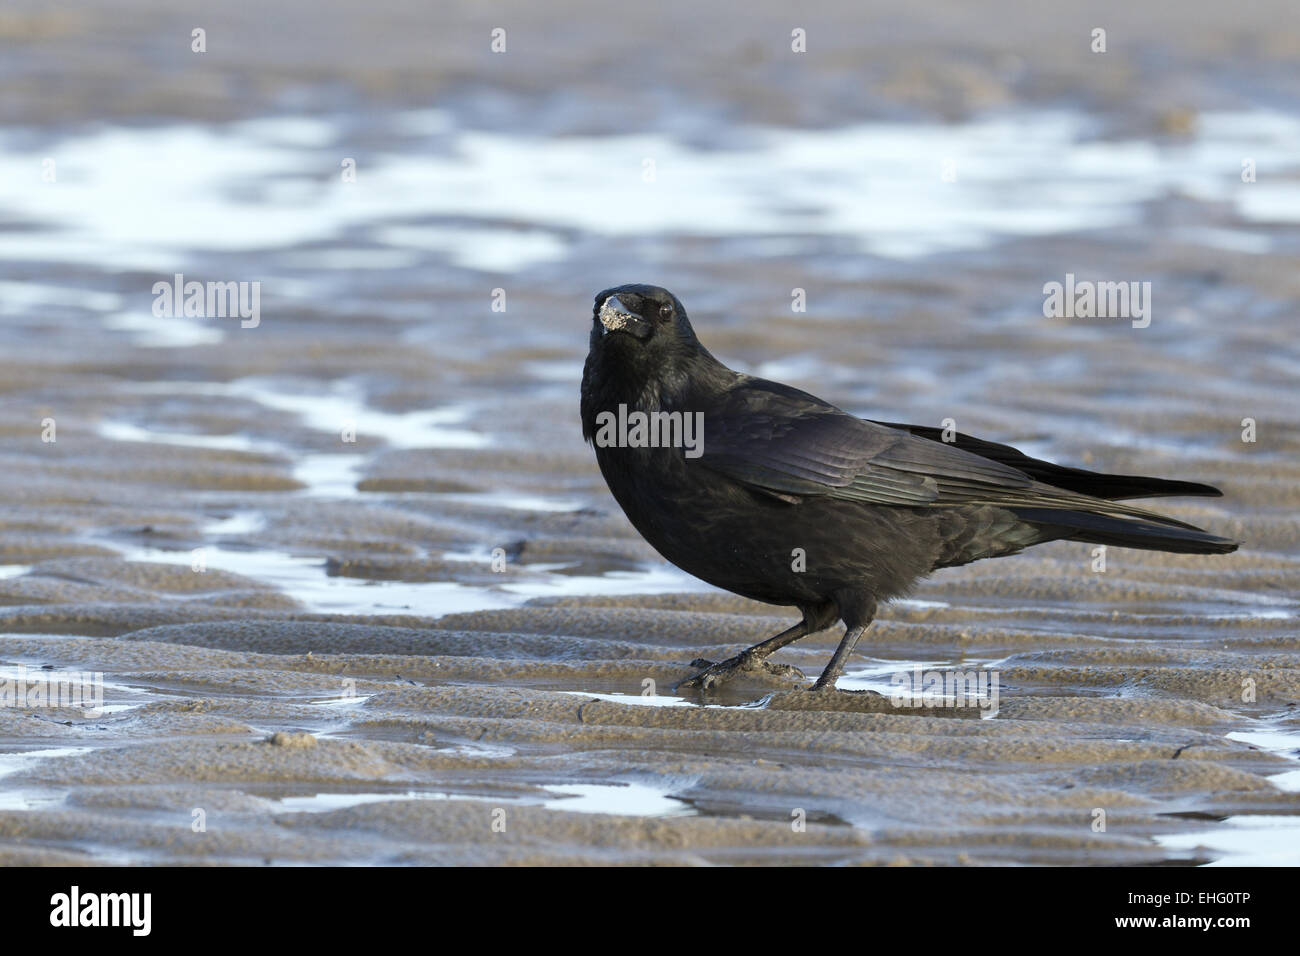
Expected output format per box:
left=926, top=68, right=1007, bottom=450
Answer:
left=677, top=602, right=836, bottom=691
left=810, top=597, right=877, bottom=692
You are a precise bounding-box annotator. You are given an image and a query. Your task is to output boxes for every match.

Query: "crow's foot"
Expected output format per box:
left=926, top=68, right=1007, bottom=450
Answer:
left=677, top=653, right=806, bottom=691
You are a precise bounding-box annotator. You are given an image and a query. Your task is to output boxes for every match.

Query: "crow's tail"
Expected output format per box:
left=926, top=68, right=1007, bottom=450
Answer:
left=1011, top=507, right=1239, bottom=555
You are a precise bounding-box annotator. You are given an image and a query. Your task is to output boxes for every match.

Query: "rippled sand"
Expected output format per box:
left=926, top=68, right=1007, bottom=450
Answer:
left=0, top=0, right=1297, bottom=865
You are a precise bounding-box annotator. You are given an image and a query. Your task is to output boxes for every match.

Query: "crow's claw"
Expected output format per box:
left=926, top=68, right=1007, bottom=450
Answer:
left=677, top=653, right=806, bottom=692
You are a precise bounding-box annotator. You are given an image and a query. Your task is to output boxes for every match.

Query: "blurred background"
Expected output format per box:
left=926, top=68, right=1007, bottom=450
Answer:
left=0, top=0, right=1296, bottom=865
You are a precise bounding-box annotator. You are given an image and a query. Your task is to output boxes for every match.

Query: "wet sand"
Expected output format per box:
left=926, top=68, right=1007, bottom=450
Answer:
left=0, top=0, right=1297, bottom=864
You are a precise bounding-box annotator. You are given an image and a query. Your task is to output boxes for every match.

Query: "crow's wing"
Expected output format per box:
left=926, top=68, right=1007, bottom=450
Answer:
left=872, top=420, right=1222, bottom=500
left=696, top=378, right=1202, bottom=528
left=699, top=380, right=1028, bottom=506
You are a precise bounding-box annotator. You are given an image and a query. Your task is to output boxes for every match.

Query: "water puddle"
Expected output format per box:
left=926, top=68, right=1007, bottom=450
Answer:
left=1156, top=814, right=1300, bottom=866
left=497, top=563, right=708, bottom=601
left=215, top=379, right=488, bottom=451
left=543, top=782, right=694, bottom=817
left=0, top=747, right=92, bottom=810
left=307, top=694, right=375, bottom=709
left=0, top=658, right=151, bottom=718
left=99, top=377, right=494, bottom=504
left=0, top=787, right=69, bottom=812
left=1226, top=726, right=1300, bottom=793
left=105, top=378, right=485, bottom=452
left=558, top=689, right=773, bottom=711
left=372, top=223, right=568, bottom=272
left=0, top=280, right=121, bottom=315
left=98, top=421, right=281, bottom=455
left=435, top=492, right=584, bottom=513
left=112, top=538, right=522, bottom=615
left=0, top=747, right=94, bottom=778
left=560, top=690, right=693, bottom=708
left=432, top=741, right=517, bottom=759
left=892, top=598, right=951, bottom=611
left=270, top=779, right=693, bottom=818
left=102, top=310, right=225, bottom=348
left=837, top=657, right=1002, bottom=716
left=110, top=531, right=710, bottom=617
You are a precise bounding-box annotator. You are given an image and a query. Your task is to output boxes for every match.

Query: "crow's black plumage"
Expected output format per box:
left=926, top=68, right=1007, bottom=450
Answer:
left=580, top=284, right=1239, bottom=692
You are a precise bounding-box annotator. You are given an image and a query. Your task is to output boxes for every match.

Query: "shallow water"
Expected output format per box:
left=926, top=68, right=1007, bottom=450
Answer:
left=5, top=109, right=1300, bottom=284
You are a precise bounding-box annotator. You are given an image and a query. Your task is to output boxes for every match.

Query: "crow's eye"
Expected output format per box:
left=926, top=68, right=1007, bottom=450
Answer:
left=659, top=304, right=673, bottom=319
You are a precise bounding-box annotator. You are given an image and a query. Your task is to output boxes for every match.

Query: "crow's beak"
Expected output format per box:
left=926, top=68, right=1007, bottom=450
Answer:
left=598, top=295, right=647, bottom=338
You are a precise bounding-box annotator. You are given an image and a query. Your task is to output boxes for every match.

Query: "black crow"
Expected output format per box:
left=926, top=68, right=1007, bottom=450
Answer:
left=580, top=284, right=1238, bottom=692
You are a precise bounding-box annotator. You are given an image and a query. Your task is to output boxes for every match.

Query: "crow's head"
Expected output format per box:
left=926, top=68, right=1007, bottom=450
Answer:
left=582, top=284, right=730, bottom=436
left=589, top=284, right=702, bottom=365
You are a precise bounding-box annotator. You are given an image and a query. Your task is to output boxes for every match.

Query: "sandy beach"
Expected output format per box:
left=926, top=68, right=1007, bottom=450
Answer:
left=0, top=0, right=1297, bottom=865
